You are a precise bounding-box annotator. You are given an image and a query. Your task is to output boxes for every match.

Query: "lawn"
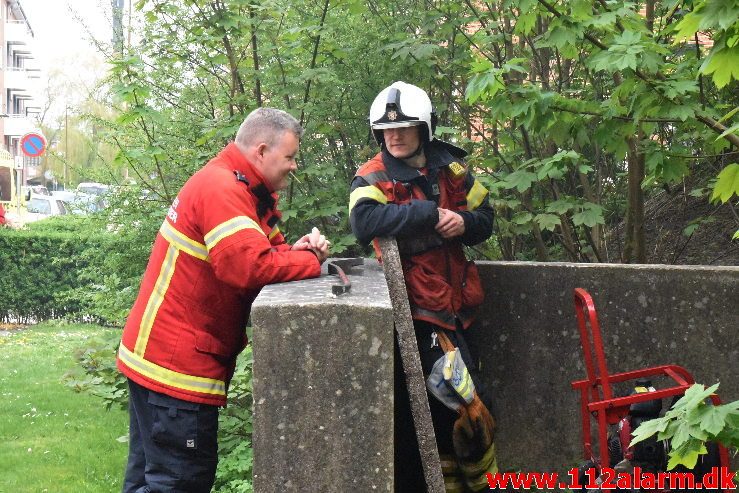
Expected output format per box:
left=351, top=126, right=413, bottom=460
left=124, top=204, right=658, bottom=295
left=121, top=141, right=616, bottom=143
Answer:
left=0, top=323, right=128, bottom=493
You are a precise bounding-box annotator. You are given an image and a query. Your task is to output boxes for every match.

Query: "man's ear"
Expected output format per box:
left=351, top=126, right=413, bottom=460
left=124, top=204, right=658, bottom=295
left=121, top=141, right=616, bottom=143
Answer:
left=256, top=142, right=268, bottom=159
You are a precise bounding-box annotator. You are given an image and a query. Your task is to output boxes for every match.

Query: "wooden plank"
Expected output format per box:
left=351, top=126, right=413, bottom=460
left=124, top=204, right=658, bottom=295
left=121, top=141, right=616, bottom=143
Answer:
left=378, top=237, right=445, bottom=493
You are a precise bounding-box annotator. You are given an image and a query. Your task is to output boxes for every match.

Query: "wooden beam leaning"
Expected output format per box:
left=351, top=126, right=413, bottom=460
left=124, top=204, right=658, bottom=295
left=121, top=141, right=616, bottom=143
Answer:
left=377, top=237, right=445, bottom=493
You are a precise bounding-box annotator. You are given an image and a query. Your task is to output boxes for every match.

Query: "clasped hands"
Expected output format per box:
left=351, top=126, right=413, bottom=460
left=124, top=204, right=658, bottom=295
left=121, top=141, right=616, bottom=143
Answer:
left=292, top=227, right=330, bottom=263
left=436, top=208, right=465, bottom=239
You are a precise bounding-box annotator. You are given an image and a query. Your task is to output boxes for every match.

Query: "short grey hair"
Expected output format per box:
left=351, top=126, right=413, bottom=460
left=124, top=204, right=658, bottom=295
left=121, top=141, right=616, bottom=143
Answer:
left=235, top=107, right=304, bottom=148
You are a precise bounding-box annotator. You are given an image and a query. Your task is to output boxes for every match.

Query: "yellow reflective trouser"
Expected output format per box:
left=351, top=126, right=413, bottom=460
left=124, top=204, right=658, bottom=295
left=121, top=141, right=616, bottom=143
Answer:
left=459, top=442, right=498, bottom=492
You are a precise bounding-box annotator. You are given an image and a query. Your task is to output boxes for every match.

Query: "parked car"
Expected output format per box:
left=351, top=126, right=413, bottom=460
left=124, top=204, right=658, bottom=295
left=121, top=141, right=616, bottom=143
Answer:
left=51, top=190, right=76, bottom=202
left=22, top=185, right=50, bottom=201
left=77, top=182, right=110, bottom=196
left=25, top=193, right=68, bottom=222
left=51, top=190, right=103, bottom=214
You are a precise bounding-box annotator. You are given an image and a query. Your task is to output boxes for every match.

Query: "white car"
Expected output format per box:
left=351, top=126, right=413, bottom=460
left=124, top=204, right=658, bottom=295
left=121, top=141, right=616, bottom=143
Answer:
left=21, top=185, right=50, bottom=201
left=51, top=190, right=76, bottom=202
left=77, top=182, right=110, bottom=196
left=52, top=190, right=102, bottom=215
left=24, top=193, right=69, bottom=222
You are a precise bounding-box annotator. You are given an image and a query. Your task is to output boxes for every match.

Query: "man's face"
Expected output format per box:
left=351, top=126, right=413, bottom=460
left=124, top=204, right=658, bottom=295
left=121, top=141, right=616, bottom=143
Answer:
left=258, top=131, right=300, bottom=191
left=383, top=126, right=421, bottom=159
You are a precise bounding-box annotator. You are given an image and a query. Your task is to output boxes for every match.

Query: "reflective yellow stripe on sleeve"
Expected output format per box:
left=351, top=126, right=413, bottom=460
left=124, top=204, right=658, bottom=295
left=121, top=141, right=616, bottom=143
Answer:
left=159, top=220, right=209, bottom=261
left=349, top=185, right=388, bottom=213
left=466, top=179, right=489, bottom=211
left=204, top=216, right=264, bottom=251
left=118, top=344, right=226, bottom=396
left=134, top=245, right=179, bottom=355
left=268, top=226, right=280, bottom=240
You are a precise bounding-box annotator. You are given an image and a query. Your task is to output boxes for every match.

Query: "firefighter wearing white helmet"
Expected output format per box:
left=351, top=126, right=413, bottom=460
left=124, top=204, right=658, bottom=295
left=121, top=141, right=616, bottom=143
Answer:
left=369, top=81, right=437, bottom=146
left=350, top=81, right=498, bottom=492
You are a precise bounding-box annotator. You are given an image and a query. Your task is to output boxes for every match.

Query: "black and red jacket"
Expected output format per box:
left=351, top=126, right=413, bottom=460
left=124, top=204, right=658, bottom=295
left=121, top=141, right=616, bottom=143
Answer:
left=349, top=139, right=493, bottom=330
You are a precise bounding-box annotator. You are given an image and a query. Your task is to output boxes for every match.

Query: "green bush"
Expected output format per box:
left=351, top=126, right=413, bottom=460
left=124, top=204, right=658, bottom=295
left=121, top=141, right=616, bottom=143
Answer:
left=213, top=345, right=255, bottom=493
left=0, top=215, right=149, bottom=325
left=0, top=223, right=92, bottom=323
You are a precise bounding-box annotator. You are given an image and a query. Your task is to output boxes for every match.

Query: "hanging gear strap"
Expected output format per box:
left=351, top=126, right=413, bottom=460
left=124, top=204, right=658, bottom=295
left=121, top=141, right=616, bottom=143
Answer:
left=435, top=329, right=499, bottom=491
left=435, top=329, right=455, bottom=353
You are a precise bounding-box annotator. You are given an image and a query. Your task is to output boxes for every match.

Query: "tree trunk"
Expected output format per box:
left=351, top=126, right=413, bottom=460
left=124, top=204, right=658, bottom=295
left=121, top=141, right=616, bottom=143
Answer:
left=249, top=7, right=263, bottom=107
left=623, top=133, right=646, bottom=263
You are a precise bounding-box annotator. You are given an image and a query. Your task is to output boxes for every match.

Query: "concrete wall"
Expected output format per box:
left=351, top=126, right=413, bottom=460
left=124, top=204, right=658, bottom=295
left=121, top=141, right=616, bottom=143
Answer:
left=470, top=262, right=738, bottom=473
left=250, top=261, right=395, bottom=492
left=250, top=261, right=738, bottom=489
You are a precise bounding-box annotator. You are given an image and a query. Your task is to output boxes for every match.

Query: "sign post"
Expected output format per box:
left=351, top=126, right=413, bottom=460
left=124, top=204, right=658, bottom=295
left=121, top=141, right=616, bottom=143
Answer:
left=18, top=133, right=47, bottom=214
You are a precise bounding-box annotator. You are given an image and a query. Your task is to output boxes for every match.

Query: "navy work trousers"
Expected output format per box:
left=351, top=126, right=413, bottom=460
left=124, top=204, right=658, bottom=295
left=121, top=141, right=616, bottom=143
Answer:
left=122, top=379, right=219, bottom=493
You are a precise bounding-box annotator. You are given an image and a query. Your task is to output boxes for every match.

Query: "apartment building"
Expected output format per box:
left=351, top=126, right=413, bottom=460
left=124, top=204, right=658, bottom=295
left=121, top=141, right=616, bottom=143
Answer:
left=0, top=0, right=40, bottom=203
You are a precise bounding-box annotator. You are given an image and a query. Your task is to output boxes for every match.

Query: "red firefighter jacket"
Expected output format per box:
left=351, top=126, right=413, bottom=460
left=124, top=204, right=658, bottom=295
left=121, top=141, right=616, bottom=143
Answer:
left=117, top=143, right=321, bottom=406
left=349, top=140, right=493, bottom=330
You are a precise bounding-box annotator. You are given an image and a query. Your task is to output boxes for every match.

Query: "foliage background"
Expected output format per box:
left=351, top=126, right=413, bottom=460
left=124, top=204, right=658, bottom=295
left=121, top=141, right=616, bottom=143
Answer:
left=84, top=0, right=738, bottom=268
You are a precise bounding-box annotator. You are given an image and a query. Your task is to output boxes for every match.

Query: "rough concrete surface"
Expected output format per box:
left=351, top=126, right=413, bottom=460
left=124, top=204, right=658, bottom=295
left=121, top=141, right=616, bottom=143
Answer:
left=249, top=259, right=738, bottom=487
left=251, top=260, right=395, bottom=492
left=466, top=262, right=738, bottom=474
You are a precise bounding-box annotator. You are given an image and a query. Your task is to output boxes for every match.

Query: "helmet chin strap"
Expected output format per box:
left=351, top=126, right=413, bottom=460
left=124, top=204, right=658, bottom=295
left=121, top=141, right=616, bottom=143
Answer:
left=403, top=145, right=426, bottom=169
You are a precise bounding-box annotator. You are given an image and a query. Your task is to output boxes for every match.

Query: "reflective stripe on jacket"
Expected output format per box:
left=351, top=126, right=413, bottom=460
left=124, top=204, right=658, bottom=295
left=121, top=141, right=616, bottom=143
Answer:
left=117, top=143, right=321, bottom=406
left=349, top=141, right=493, bottom=330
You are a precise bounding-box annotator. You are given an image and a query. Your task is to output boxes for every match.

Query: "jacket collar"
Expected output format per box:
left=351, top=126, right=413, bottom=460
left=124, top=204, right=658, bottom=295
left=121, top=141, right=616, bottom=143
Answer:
left=214, top=142, right=280, bottom=217
left=381, top=139, right=465, bottom=182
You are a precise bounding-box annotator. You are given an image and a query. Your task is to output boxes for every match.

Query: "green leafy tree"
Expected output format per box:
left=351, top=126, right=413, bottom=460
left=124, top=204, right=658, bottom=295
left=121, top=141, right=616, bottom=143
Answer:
left=456, top=0, right=739, bottom=261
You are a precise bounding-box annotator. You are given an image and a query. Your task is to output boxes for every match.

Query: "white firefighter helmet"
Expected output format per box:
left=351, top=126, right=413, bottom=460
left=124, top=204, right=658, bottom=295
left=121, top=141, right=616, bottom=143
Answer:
left=369, top=81, right=437, bottom=145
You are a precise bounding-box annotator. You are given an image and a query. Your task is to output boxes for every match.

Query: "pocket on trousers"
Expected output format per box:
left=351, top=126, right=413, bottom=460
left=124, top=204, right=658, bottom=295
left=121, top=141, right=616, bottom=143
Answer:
left=148, top=392, right=200, bottom=457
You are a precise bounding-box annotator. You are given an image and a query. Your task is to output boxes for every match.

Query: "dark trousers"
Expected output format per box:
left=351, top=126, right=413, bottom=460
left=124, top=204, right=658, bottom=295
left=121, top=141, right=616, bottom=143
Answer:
left=123, top=379, right=219, bottom=493
left=394, top=321, right=488, bottom=492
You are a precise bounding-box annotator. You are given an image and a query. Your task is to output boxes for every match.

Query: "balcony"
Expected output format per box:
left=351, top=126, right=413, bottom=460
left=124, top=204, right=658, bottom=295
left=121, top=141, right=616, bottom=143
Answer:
left=4, top=67, right=30, bottom=90
left=5, top=20, right=33, bottom=45
left=3, top=113, right=34, bottom=137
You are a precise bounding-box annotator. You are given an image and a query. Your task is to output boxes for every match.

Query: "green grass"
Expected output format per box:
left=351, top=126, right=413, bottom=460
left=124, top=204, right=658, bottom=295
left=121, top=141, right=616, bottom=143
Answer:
left=0, top=323, right=128, bottom=493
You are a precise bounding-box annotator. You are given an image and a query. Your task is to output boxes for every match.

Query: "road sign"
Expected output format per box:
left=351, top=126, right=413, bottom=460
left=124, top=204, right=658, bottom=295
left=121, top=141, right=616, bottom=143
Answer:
left=20, top=133, right=47, bottom=158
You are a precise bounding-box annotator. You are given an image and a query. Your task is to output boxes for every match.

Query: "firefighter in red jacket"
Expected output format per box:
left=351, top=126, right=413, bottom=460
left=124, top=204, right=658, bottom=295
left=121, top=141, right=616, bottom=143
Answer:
left=350, top=82, right=497, bottom=492
left=118, top=107, right=329, bottom=493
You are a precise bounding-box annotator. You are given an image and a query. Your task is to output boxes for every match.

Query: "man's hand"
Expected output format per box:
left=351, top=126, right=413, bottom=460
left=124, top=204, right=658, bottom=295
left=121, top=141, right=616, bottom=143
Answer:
left=292, top=227, right=330, bottom=263
left=435, top=208, right=465, bottom=238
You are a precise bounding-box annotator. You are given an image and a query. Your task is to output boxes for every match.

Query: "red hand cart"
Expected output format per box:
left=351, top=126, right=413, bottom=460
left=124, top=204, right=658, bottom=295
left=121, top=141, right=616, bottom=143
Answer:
left=570, top=288, right=731, bottom=487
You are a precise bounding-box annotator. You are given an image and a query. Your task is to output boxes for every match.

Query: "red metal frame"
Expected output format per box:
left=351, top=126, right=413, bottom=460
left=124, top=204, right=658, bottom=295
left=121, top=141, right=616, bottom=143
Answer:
left=570, top=288, right=730, bottom=478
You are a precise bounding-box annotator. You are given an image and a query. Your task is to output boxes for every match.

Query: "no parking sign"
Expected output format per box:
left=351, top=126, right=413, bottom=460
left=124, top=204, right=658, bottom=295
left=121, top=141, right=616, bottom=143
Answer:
left=20, top=132, right=47, bottom=158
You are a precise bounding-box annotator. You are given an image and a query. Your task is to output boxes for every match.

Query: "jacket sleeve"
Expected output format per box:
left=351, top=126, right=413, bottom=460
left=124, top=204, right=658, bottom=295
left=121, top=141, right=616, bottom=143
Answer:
left=268, top=228, right=292, bottom=252
left=195, top=179, right=321, bottom=289
left=349, top=176, right=439, bottom=245
left=457, top=172, right=494, bottom=246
